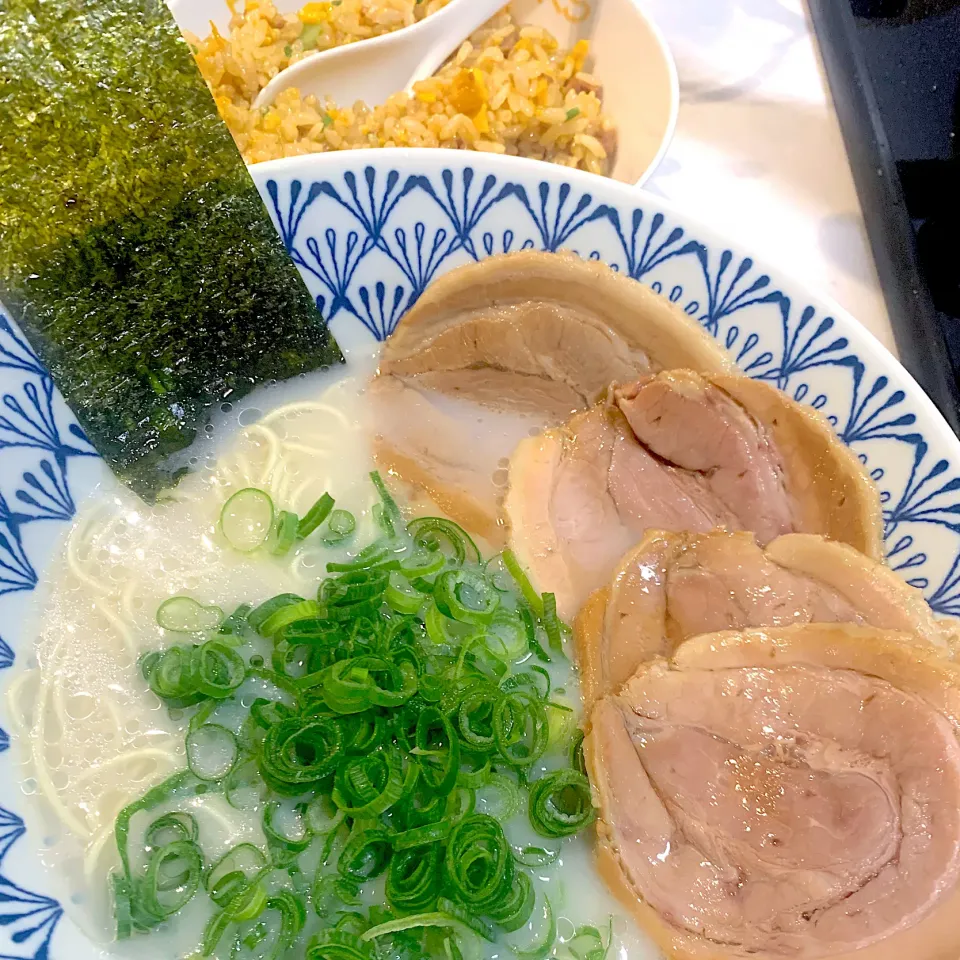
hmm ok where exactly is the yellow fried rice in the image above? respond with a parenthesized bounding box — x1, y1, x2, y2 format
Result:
(187, 0, 617, 175)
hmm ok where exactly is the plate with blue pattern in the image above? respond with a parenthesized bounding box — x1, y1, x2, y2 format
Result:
(0, 149, 958, 959)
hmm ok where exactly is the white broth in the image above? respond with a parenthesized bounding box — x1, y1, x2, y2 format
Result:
(6, 344, 657, 960)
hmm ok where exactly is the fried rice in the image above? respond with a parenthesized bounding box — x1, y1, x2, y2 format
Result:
(187, 0, 617, 175)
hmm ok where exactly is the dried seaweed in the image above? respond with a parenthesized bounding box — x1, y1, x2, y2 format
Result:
(0, 0, 342, 497)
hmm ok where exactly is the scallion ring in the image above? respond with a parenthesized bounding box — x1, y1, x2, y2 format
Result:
(185, 723, 238, 781)
(271, 509, 299, 556)
(434, 569, 500, 626)
(220, 487, 275, 553)
(528, 769, 595, 838)
(156, 596, 223, 633)
(139, 839, 203, 920)
(323, 509, 356, 544)
(407, 517, 480, 565)
(263, 799, 312, 853)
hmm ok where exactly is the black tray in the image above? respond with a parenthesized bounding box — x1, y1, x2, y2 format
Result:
(807, 0, 960, 433)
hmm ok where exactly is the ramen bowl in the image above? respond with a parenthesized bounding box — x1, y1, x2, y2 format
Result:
(1, 150, 959, 959)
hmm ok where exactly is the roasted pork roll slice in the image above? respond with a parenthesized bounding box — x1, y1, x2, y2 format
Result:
(576, 530, 950, 705)
(504, 370, 882, 620)
(585, 624, 960, 960)
(370, 251, 733, 543)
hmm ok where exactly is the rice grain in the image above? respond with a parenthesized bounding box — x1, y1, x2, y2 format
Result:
(187, 0, 617, 176)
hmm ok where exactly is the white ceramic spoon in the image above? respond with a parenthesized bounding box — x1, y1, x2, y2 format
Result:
(253, 0, 507, 109)
(168, 0, 679, 186)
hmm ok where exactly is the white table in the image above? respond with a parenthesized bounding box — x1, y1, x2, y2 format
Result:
(638, 0, 898, 356)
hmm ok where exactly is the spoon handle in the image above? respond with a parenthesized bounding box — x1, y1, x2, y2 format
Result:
(404, 0, 511, 90)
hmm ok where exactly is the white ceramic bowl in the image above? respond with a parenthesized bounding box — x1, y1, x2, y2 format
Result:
(2, 149, 960, 959)
(168, 0, 679, 185)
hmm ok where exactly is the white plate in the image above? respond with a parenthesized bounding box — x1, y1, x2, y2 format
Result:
(1, 150, 959, 958)
(167, 0, 679, 185)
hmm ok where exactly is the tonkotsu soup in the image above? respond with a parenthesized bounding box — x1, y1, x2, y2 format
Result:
(6, 334, 653, 960)
(8, 250, 922, 960)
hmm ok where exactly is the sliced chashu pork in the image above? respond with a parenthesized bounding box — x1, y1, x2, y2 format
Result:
(576, 529, 949, 705)
(585, 623, 960, 960)
(505, 370, 882, 620)
(371, 250, 733, 543)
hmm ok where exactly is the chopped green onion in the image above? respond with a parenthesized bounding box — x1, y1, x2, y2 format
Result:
(370, 471, 402, 537)
(324, 508, 356, 544)
(512, 845, 561, 868)
(332, 751, 407, 818)
(541, 592, 564, 654)
(316, 656, 417, 713)
(307, 929, 373, 960)
(195, 641, 246, 698)
(425, 601, 466, 647)
(259, 716, 343, 795)
(249, 593, 305, 634)
(494, 692, 549, 767)
(392, 821, 451, 850)
(326, 542, 397, 572)
(483, 611, 529, 661)
(408, 517, 480, 565)
(338, 819, 392, 882)
(399, 546, 445, 579)
(145, 811, 197, 850)
(443, 814, 512, 913)
(361, 910, 479, 944)
(220, 487, 275, 552)
(140, 839, 203, 920)
(510, 894, 556, 960)
(436, 897, 496, 943)
(386, 844, 442, 912)
(205, 843, 267, 900)
(186, 723, 237, 781)
(312, 874, 361, 918)
(259, 891, 308, 958)
(263, 799, 312, 853)
(145, 640, 244, 707)
(272, 509, 299, 555)
(156, 596, 223, 633)
(501, 550, 543, 616)
(563, 920, 613, 960)
(306, 795, 344, 836)
(298, 493, 335, 539)
(385, 571, 426, 615)
(114, 472, 601, 956)
(570, 728, 586, 774)
(566, 107, 580, 120)
(475, 772, 521, 821)
(547, 699, 576, 746)
(488, 869, 536, 932)
(300, 22, 324, 49)
(415, 707, 460, 796)
(225, 758, 270, 811)
(259, 599, 324, 637)
(434, 570, 500, 625)
(219, 603, 252, 637)
(528, 770, 595, 838)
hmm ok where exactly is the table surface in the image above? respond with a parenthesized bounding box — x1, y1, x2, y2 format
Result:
(638, 0, 898, 356)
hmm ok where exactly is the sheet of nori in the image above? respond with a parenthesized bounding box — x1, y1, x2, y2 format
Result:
(0, 0, 343, 498)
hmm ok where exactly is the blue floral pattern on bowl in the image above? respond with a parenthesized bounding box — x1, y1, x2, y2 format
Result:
(0, 150, 958, 958)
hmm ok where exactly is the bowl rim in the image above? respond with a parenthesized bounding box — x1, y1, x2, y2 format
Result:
(4, 146, 959, 960)
(252, 147, 956, 458)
